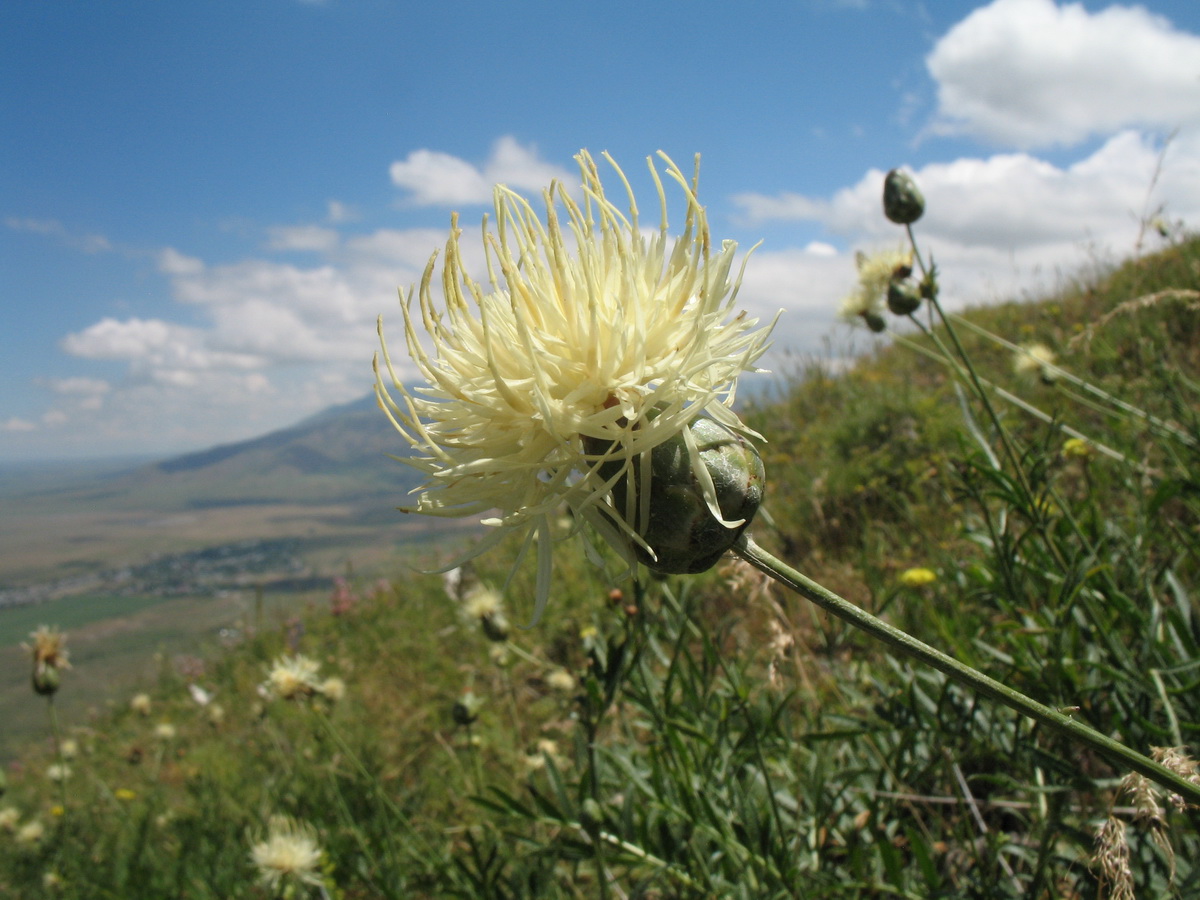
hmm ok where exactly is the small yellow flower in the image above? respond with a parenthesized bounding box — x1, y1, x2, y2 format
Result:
(1062, 437, 1092, 460)
(114, 789, 137, 802)
(375, 151, 775, 620)
(154, 723, 177, 741)
(49, 805, 65, 818)
(250, 816, 325, 892)
(899, 567, 937, 588)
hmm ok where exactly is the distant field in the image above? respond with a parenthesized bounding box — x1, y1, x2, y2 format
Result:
(0, 465, 479, 762)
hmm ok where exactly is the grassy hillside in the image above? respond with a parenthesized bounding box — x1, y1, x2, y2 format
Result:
(2, 234, 1199, 898)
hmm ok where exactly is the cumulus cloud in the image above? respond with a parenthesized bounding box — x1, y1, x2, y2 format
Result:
(389, 135, 573, 206)
(727, 124, 1200, 342)
(926, 0, 1200, 148)
(61, 316, 264, 376)
(1, 417, 37, 433)
(735, 129, 1200, 250)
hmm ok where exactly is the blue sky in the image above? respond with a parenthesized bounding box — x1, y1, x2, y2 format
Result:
(3, 0, 1199, 461)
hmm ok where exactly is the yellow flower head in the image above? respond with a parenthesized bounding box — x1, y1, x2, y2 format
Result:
(1062, 437, 1093, 460)
(249, 816, 325, 891)
(375, 151, 774, 618)
(130, 693, 152, 716)
(899, 567, 937, 588)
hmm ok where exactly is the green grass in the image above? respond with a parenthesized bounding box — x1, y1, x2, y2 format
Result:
(2, 231, 1199, 898)
(0, 595, 167, 648)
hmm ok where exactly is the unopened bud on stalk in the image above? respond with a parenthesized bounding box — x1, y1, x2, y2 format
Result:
(864, 312, 887, 333)
(612, 418, 766, 575)
(883, 169, 924, 225)
(887, 280, 923, 316)
(452, 691, 482, 727)
(480, 612, 510, 643)
(32, 665, 62, 696)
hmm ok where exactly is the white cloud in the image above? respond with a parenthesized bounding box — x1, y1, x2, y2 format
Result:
(926, 0, 1200, 148)
(326, 200, 357, 223)
(726, 125, 1200, 354)
(158, 248, 204, 276)
(265, 224, 340, 253)
(1, 417, 37, 433)
(61, 316, 264, 376)
(6, 216, 113, 253)
(389, 135, 573, 206)
(48, 376, 111, 396)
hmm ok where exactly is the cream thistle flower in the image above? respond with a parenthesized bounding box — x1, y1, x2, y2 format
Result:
(24, 625, 70, 695)
(1014, 342, 1057, 382)
(249, 816, 325, 892)
(375, 151, 774, 618)
(15, 819, 45, 847)
(45, 764, 71, 783)
(839, 249, 913, 330)
(260, 654, 323, 702)
(0, 806, 20, 832)
(130, 693, 152, 716)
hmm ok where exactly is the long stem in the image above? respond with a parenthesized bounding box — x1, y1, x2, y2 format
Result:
(733, 533, 1200, 806)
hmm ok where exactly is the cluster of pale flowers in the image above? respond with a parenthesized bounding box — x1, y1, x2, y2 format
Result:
(258, 653, 346, 704)
(375, 150, 776, 620)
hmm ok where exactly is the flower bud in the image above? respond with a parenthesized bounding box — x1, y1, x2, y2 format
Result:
(886, 280, 922, 316)
(480, 612, 510, 643)
(32, 664, 62, 696)
(452, 691, 482, 726)
(614, 418, 766, 575)
(864, 312, 887, 334)
(883, 169, 924, 225)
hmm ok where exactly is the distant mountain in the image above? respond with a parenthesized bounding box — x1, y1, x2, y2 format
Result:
(25, 394, 429, 513)
(125, 394, 422, 509)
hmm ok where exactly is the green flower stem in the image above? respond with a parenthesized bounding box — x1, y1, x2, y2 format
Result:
(733, 533, 1200, 806)
(46, 696, 69, 813)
